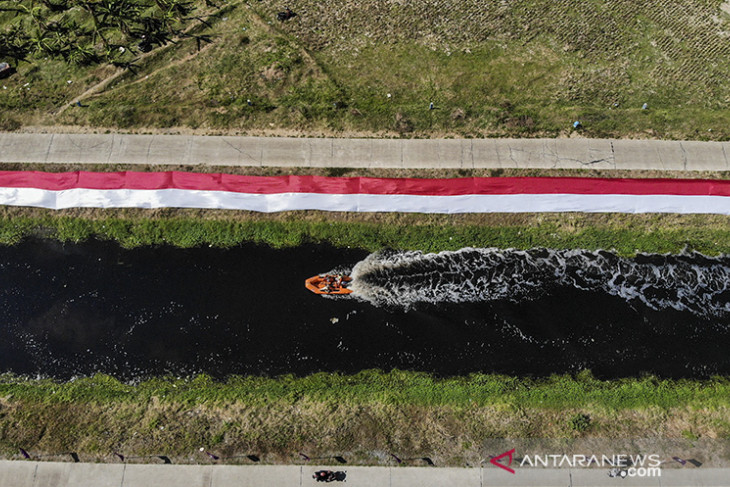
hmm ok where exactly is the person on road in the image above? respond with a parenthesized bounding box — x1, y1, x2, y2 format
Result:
(313, 470, 335, 482)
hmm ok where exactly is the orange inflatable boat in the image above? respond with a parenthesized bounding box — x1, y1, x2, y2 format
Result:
(305, 274, 353, 295)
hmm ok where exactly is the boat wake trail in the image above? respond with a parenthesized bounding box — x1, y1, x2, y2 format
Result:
(348, 248, 730, 315)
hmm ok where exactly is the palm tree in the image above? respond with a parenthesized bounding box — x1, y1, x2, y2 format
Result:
(27, 34, 51, 56)
(133, 14, 171, 51)
(44, 16, 86, 59)
(97, 0, 140, 37)
(0, 1, 48, 31)
(152, 0, 194, 35)
(76, 0, 110, 49)
(0, 25, 31, 65)
(154, 0, 194, 18)
(0, 1, 31, 15)
(40, 0, 70, 12)
(67, 43, 99, 65)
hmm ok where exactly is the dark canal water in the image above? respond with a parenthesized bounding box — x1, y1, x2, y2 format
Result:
(1, 239, 729, 380)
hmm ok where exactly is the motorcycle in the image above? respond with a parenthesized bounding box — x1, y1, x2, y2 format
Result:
(313, 470, 346, 482)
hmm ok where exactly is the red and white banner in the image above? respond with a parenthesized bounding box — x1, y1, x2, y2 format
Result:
(1, 170, 730, 214)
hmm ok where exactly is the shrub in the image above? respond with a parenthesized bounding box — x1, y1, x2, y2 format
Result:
(569, 413, 591, 432)
(0, 115, 21, 131)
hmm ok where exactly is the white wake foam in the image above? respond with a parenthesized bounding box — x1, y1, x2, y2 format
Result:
(346, 248, 730, 315)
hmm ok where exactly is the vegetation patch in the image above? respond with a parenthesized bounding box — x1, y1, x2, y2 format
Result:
(3, 208, 730, 256)
(0, 0, 212, 68)
(3, 1, 730, 138)
(0, 371, 729, 464)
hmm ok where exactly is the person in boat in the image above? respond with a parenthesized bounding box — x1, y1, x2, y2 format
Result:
(323, 275, 340, 291)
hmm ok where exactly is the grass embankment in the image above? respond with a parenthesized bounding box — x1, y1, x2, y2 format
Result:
(2, 211, 729, 462)
(3, 208, 730, 256)
(4, 1, 730, 139)
(1, 371, 729, 464)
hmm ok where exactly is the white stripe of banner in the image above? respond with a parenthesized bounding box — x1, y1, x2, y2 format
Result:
(1, 187, 730, 214)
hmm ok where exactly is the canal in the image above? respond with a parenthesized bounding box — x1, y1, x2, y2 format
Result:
(1, 239, 729, 379)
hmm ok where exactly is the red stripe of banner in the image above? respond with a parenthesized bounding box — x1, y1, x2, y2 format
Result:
(1, 171, 730, 196)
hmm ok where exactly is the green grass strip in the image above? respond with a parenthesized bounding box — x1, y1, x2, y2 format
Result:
(1, 371, 729, 410)
(2, 215, 730, 255)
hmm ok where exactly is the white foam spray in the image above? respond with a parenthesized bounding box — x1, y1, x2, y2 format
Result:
(345, 248, 730, 315)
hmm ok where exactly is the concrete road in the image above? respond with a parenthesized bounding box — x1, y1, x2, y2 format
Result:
(1, 133, 730, 170)
(0, 461, 728, 487)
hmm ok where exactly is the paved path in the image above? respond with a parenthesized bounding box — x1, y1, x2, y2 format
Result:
(0, 461, 727, 487)
(2, 133, 730, 170)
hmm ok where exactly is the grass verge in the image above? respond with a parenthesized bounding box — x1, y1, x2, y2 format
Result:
(3, 209, 730, 256)
(3, 370, 728, 409)
(1, 371, 729, 464)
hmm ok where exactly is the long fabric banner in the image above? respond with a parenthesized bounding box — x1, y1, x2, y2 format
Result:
(1, 170, 730, 214)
